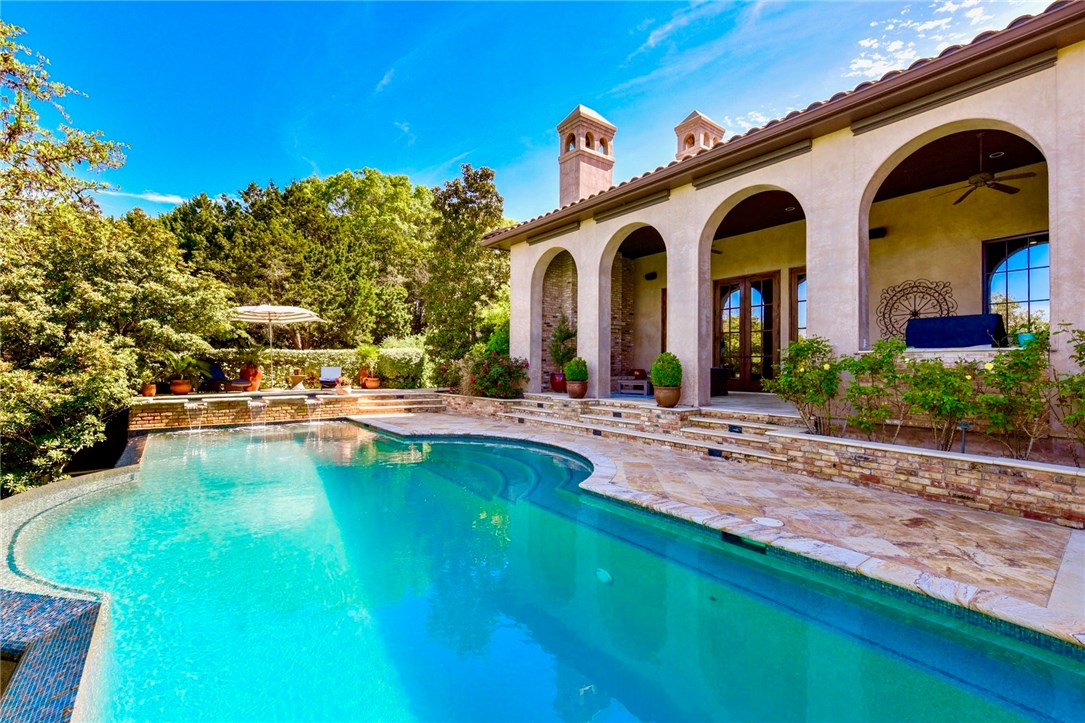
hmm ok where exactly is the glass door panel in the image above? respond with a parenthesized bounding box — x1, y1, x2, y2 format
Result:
(715, 274, 779, 392)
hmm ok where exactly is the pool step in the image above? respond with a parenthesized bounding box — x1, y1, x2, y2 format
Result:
(500, 412, 786, 464)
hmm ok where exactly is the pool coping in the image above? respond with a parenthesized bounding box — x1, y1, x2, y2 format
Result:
(349, 415, 1085, 655)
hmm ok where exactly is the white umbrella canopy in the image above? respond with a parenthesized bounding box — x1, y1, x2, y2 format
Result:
(230, 305, 325, 385)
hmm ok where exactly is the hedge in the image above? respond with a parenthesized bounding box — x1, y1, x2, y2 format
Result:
(376, 347, 427, 388)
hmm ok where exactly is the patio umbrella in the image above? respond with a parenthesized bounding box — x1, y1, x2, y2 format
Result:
(230, 305, 325, 385)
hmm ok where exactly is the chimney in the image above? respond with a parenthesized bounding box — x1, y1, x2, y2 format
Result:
(674, 111, 725, 161)
(557, 105, 616, 207)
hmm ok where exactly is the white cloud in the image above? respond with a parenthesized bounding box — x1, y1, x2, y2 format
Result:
(631, 0, 733, 57)
(722, 109, 776, 133)
(858, 37, 879, 48)
(393, 120, 416, 146)
(374, 68, 394, 93)
(98, 189, 185, 205)
(965, 6, 992, 25)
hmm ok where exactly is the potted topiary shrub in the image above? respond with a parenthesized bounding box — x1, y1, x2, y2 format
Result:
(163, 351, 211, 395)
(356, 343, 379, 385)
(651, 352, 683, 407)
(548, 312, 577, 393)
(564, 357, 588, 399)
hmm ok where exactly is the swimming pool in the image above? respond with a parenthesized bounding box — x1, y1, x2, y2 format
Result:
(14, 422, 1085, 721)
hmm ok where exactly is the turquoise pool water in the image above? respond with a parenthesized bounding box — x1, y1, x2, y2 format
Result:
(16, 423, 1085, 721)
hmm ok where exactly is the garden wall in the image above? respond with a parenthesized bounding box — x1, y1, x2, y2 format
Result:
(129, 392, 442, 431)
(438, 393, 520, 418)
(769, 431, 1085, 528)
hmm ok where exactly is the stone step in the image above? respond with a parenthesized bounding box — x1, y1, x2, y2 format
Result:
(579, 413, 644, 428)
(353, 402, 445, 412)
(694, 409, 803, 427)
(685, 416, 803, 435)
(500, 412, 786, 464)
(508, 404, 565, 417)
(679, 426, 788, 450)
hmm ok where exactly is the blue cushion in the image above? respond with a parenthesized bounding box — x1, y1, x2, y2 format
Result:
(905, 314, 1007, 348)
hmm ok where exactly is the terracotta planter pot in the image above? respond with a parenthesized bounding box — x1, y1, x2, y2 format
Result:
(566, 380, 588, 399)
(550, 372, 567, 393)
(240, 363, 259, 381)
(654, 385, 681, 408)
(170, 379, 193, 395)
(141, 382, 157, 397)
(358, 368, 371, 385)
(363, 377, 381, 389)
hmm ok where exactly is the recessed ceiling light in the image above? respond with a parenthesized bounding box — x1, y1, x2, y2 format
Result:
(988, 151, 1005, 159)
(784, 206, 796, 212)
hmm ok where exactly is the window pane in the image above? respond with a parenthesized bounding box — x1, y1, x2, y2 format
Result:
(797, 304, 807, 331)
(1030, 301, 1050, 326)
(1006, 246, 1029, 271)
(1005, 270, 1028, 302)
(1028, 241, 1049, 268)
(1029, 267, 1049, 301)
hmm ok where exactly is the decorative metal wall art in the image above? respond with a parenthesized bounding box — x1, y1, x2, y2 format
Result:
(877, 279, 957, 338)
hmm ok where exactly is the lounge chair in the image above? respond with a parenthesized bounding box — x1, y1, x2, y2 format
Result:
(203, 363, 230, 392)
(319, 367, 342, 389)
(226, 368, 262, 392)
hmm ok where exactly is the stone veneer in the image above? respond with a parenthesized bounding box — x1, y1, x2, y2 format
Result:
(129, 392, 442, 431)
(609, 254, 636, 386)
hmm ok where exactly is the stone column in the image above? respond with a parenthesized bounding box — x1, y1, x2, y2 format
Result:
(508, 243, 539, 390)
(576, 239, 610, 399)
(664, 222, 710, 406)
(806, 136, 868, 354)
(1050, 42, 1085, 371)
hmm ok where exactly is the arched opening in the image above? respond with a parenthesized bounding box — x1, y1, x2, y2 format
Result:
(865, 128, 1048, 344)
(684, 134, 696, 150)
(565, 134, 576, 153)
(540, 250, 578, 390)
(702, 132, 710, 146)
(598, 137, 608, 155)
(605, 226, 667, 396)
(708, 189, 807, 393)
(585, 132, 595, 150)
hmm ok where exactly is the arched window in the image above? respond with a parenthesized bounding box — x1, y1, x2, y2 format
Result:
(599, 137, 608, 155)
(565, 134, 576, 152)
(684, 134, 695, 150)
(585, 132, 594, 150)
(703, 132, 710, 146)
(984, 233, 1049, 334)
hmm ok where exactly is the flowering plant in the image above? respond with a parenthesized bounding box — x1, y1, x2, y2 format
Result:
(469, 352, 529, 399)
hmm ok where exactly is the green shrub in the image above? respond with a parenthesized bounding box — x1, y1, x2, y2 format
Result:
(469, 352, 528, 399)
(650, 352, 682, 387)
(763, 337, 842, 435)
(376, 347, 427, 388)
(902, 357, 979, 451)
(843, 338, 908, 442)
(564, 357, 588, 382)
(548, 312, 577, 372)
(1054, 325, 1085, 466)
(485, 322, 510, 356)
(977, 331, 1054, 460)
(356, 344, 379, 375)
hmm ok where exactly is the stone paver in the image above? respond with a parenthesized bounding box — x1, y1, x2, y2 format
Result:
(355, 412, 1084, 647)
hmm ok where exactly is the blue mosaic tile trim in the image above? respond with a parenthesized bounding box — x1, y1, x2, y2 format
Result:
(766, 547, 1085, 663)
(0, 590, 100, 723)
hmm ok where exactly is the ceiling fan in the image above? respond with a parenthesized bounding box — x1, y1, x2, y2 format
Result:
(935, 131, 1036, 205)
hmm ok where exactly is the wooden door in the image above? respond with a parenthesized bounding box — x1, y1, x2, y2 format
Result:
(714, 273, 780, 392)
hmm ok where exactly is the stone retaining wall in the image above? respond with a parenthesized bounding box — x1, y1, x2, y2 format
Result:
(438, 394, 520, 418)
(129, 393, 441, 431)
(769, 431, 1085, 528)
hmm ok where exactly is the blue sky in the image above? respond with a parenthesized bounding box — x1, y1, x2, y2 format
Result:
(6, 0, 1048, 222)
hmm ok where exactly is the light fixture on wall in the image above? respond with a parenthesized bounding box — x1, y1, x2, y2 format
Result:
(784, 206, 796, 212)
(988, 151, 1005, 159)
(644, 271, 658, 281)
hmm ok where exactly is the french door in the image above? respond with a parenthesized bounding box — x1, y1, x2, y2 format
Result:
(714, 273, 780, 392)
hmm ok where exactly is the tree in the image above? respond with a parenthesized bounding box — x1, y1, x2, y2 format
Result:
(424, 164, 509, 362)
(1, 22, 125, 220)
(0, 26, 234, 494)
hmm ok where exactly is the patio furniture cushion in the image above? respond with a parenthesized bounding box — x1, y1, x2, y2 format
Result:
(319, 366, 342, 389)
(905, 313, 1007, 349)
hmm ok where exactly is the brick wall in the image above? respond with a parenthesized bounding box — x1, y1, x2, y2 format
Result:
(541, 251, 577, 390)
(610, 255, 636, 386)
